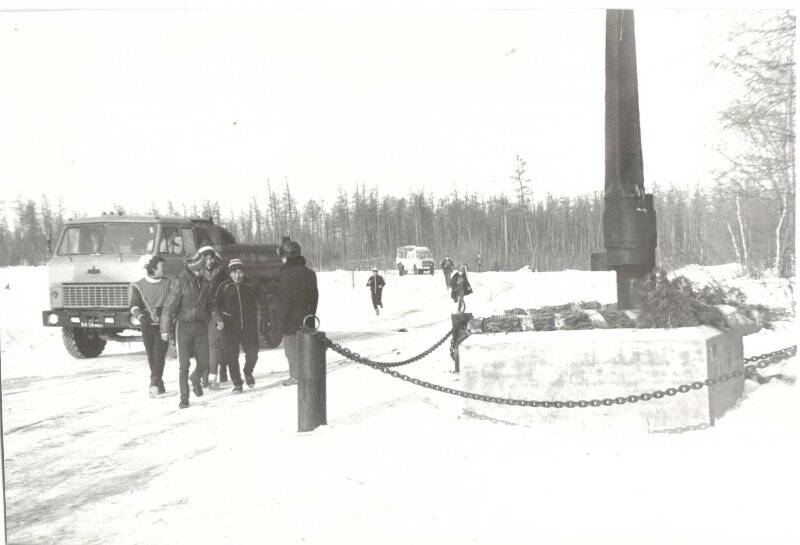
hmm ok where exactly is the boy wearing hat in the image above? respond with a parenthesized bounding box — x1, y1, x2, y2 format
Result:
(216, 259, 259, 391)
(160, 246, 224, 408)
(366, 267, 385, 315)
(130, 255, 170, 397)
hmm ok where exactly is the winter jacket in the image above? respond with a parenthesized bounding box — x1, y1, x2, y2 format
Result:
(440, 258, 454, 272)
(275, 255, 319, 336)
(129, 277, 171, 326)
(366, 274, 385, 294)
(216, 278, 258, 336)
(449, 272, 473, 301)
(160, 267, 222, 336)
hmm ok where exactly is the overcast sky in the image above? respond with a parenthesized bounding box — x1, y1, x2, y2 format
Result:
(0, 3, 783, 220)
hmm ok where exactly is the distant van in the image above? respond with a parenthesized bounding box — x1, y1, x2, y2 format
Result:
(396, 245, 435, 275)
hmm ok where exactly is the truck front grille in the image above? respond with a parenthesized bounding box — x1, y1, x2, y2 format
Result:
(62, 284, 130, 308)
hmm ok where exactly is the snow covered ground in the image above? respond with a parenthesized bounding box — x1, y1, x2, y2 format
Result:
(1, 264, 798, 545)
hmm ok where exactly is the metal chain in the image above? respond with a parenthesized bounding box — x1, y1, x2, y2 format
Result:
(315, 330, 796, 408)
(313, 328, 453, 368)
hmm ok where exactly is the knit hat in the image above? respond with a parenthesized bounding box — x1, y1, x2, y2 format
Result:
(283, 241, 301, 257)
(195, 246, 220, 260)
(228, 258, 245, 271)
(372, 266, 378, 272)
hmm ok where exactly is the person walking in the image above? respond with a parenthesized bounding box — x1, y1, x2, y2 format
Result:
(199, 246, 229, 390)
(449, 263, 473, 313)
(366, 267, 385, 315)
(160, 247, 224, 409)
(130, 255, 170, 397)
(216, 259, 259, 392)
(439, 255, 454, 289)
(275, 240, 318, 387)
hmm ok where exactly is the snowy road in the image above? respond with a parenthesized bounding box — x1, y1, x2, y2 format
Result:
(2, 266, 798, 545)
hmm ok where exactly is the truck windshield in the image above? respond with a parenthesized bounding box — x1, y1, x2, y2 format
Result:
(418, 250, 432, 259)
(57, 223, 157, 255)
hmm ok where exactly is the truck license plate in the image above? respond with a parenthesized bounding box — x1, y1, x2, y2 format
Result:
(81, 321, 103, 328)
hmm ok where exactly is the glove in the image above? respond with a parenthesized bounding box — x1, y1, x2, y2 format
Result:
(161, 333, 170, 342)
(216, 321, 224, 331)
(131, 307, 142, 319)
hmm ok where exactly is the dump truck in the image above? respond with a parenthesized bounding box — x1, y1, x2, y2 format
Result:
(42, 214, 284, 358)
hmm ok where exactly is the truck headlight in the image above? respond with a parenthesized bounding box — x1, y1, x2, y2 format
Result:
(47, 313, 60, 325)
(104, 317, 115, 324)
(51, 290, 59, 300)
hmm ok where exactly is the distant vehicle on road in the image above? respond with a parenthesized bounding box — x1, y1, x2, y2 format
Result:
(42, 214, 284, 358)
(396, 245, 435, 276)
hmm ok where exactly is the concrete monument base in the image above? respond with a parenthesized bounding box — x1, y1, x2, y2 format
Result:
(460, 326, 744, 432)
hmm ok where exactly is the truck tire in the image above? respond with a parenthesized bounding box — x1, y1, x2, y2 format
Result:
(398, 264, 405, 276)
(413, 265, 418, 275)
(62, 328, 106, 359)
(257, 302, 282, 349)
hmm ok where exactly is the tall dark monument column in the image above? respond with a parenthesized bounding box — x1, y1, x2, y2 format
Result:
(594, 9, 657, 309)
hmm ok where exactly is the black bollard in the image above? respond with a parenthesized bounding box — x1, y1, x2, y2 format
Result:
(297, 328, 327, 432)
(450, 313, 473, 373)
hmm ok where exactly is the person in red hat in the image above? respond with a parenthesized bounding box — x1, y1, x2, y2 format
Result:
(216, 258, 260, 392)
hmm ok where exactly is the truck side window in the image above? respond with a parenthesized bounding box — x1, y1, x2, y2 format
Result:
(193, 226, 212, 248)
(182, 228, 197, 256)
(159, 226, 185, 255)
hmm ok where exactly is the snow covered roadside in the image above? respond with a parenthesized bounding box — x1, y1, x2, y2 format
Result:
(1, 265, 798, 545)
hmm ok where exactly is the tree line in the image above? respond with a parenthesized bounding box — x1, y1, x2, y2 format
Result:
(0, 183, 793, 278)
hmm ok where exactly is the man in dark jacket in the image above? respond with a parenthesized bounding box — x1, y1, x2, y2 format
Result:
(366, 267, 385, 315)
(160, 247, 223, 409)
(199, 246, 229, 389)
(216, 259, 259, 392)
(275, 241, 318, 387)
(440, 255, 454, 289)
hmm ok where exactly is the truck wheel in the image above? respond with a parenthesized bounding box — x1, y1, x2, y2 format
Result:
(62, 328, 106, 359)
(413, 265, 418, 275)
(257, 303, 282, 349)
(398, 264, 405, 276)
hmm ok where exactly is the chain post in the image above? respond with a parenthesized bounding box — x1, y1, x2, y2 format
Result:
(450, 313, 473, 373)
(297, 324, 327, 433)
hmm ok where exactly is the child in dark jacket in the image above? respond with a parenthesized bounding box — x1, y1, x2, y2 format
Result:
(449, 263, 473, 313)
(130, 255, 171, 397)
(216, 259, 259, 392)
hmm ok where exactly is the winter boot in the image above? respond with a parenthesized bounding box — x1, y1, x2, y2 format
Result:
(149, 385, 159, 398)
(179, 400, 190, 409)
(200, 376, 209, 388)
(208, 374, 220, 391)
(282, 377, 298, 387)
(191, 376, 204, 397)
(244, 374, 255, 388)
(219, 366, 229, 383)
(232, 384, 243, 394)
(156, 379, 166, 395)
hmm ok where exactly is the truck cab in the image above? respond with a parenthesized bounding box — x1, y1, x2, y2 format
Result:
(43, 214, 284, 358)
